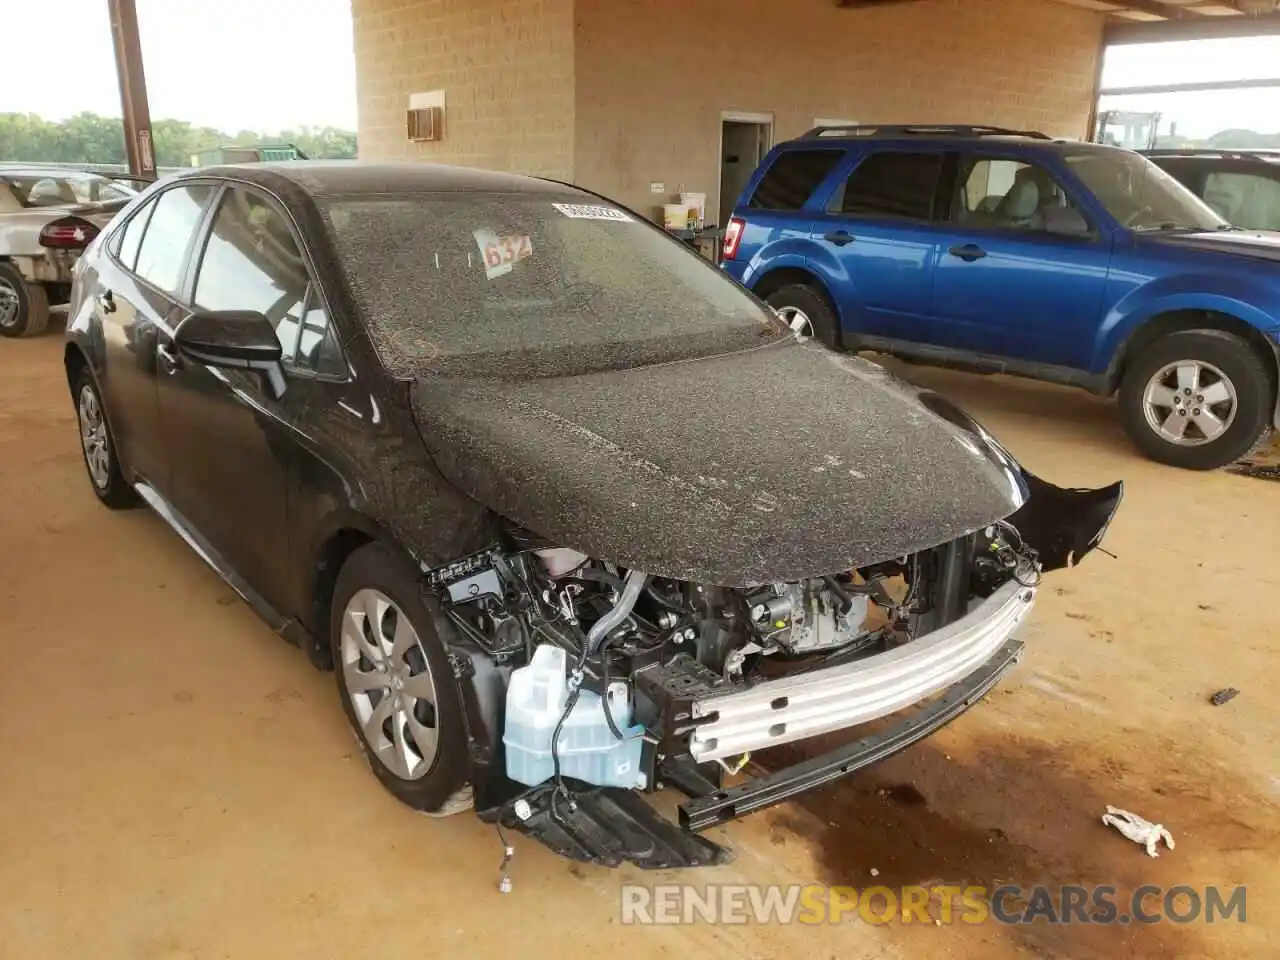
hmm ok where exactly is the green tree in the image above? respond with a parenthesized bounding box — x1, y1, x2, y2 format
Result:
(0, 112, 358, 166)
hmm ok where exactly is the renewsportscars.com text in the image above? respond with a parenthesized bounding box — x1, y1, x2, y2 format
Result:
(619, 883, 1246, 926)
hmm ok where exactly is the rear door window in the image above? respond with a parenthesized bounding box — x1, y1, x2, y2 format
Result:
(831, 151, 946, 221)
(111, 200, 156, 272)
(748, 150, 845, 211)
(133, 184, 216, 295)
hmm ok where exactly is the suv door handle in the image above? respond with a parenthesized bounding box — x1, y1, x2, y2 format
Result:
(97, 290, 116, 314)
(823, 230, 855, 247)
(948, 243, 987, 262)
(157, 342, 181, 375)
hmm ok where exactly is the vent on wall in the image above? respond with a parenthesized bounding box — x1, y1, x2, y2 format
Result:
(406, 89, 446, 143)
(407, 106, 443, 142)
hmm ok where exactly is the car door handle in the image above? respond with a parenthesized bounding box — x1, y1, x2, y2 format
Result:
(157, 342, 181, 375)
(97, 290, 116, 314)
(823, 230, 855, 247)
(948, 243, 987, 262)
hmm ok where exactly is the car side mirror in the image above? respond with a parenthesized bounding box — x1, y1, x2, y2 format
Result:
(1042, 207, 1093, 239)
(174, 310, 286, 399)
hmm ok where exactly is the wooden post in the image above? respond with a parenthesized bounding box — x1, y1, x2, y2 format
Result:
(108, 0, 157, 180)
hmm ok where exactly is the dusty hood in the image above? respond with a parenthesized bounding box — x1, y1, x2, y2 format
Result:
(1142, 228, 1280, 264)
(410, 340, 1028, 587)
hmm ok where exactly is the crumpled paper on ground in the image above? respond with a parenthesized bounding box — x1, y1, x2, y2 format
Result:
(1102, 806, 1175, 858)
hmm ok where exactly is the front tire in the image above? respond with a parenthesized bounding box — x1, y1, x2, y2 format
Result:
(765, 284, 841, 350)
(330, 543, 472, 815)
(74, 369, 138, 508)
(0, 263, 50, 338)
(1118, 330, 1272, 470)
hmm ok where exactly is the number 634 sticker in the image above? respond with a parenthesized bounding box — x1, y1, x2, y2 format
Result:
(472, 228, 533, 279)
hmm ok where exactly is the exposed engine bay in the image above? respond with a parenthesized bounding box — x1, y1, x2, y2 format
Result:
(431, 521, 1041, 783)
(420, 471, 1122, 870)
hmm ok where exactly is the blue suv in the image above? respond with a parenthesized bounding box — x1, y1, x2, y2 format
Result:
(721, 124, 1280, 470)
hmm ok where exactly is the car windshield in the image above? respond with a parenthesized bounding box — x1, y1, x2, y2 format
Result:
(1064, 149, 1227, 232)
(320, 193, 786, 378)
(2, 172, 132, 207)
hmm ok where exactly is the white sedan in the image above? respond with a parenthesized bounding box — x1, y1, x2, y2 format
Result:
(0, 168, 133, 338)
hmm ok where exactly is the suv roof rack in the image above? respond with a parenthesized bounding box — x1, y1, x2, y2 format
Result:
(800, 124, 1052, 141)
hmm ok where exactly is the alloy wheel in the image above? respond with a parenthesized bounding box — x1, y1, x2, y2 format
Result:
(775, 305, 814, 340)
(1142, 360, 1238, 447)
(78, 385, 112, 488)
(0, 277, 19, 329)
(339, 588, 440, 781)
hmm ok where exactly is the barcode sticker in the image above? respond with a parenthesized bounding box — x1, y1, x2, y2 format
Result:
(551, 202, 633, 222)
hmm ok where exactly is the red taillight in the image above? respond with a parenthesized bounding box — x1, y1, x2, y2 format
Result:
(39, 216, 99, 249)
(723, 216, 746, 261)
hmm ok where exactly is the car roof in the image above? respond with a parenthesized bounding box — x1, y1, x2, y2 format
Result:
(172, 160, 592, 199)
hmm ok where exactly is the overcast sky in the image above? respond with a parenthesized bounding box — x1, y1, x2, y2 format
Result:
(1101, 35, 1280, 137)
(0, 0, 357, 132)
(0, 2, 1277, 138)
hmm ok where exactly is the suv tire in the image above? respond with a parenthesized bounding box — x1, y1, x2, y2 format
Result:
(1119, 330, 1273, 470)
(0, 263, 50, 338)
(766, 284, 841, 350)
(330, 543, 472, 815)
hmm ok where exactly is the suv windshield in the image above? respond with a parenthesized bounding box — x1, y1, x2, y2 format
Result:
(1064, 149, 1227, 232)
(321, 193, 785, 378)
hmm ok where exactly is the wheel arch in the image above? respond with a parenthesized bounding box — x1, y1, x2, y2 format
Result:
(1107, 309, 1280, 404)
(750, 267, 842, 322)
(64, 342, 88, 396)
(304, 516, 385, 671)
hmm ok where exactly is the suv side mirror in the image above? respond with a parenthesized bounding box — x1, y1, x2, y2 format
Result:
(174, 310, 286, 398)
(1042, 207, 1092, 238)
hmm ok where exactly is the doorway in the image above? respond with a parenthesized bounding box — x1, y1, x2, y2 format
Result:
(718, 113, 773, 225)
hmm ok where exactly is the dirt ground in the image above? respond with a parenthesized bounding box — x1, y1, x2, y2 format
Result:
(2, 332, 1278, 960)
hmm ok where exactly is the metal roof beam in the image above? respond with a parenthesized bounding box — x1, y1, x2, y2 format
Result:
(1107, 9, 1280, 43)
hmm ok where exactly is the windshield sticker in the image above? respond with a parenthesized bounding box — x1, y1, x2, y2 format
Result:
(472, 228, 533, 279)
(551, 202, 633, 222)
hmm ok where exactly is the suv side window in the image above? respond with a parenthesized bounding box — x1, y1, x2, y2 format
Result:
(748, 150, 845, 211)
(955, 158, 1087, 233)
(831, 152, 945, 221)
(133, 184, 216, 294)
(1202, 171, 1280, 231)
(193, 186, 345, 377)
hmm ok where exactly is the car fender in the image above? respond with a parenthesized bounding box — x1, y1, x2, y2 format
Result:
(1093, 272, 1280, 374)
(743, 239, 851, 326)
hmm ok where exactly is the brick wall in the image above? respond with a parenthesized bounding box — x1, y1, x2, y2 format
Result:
(352, 0, 575, 179)
(351, 0, 1105, 219)
(574, 0, 1105, 216)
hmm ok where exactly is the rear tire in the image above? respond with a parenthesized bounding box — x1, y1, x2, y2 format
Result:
(74, 368, 138, 509)
(1118, 330, 1272, 470)
(765, 284, 841, 350)
(0, 264, 50, 338)
(330, 543, 472, 815)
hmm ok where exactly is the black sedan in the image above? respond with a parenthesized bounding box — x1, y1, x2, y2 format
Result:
(64, 162, 1121, 867)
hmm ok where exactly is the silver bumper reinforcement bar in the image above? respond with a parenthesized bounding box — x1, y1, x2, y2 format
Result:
(688, 580, 1036, 761)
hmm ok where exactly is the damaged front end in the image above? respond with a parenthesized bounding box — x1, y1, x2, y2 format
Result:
(428, 471, 1122, 869)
